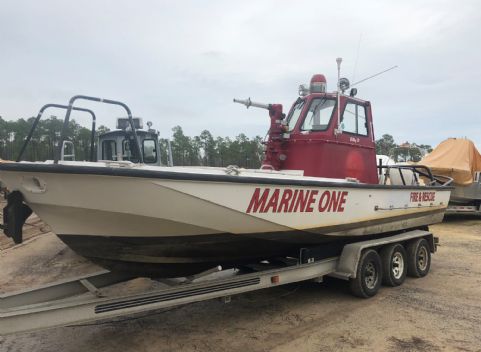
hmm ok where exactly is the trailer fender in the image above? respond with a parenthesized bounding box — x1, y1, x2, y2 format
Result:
(335, 230, 434, 279)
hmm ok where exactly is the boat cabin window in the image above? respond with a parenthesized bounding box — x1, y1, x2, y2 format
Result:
(301, 98, 336, 131)
(101, 140, 117, 161)
(61, 141, 75, 161)
(142, 139, 157, 163)
(341, 102, 368, 136)
(122, 138, 140, 163)
(286, 99, 305, 131)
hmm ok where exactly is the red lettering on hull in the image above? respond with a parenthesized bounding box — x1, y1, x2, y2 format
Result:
(410, 191, 436, 203)
(278, 189, 293, 212)
(246, 188, 270, 213)
(246, 188, 349, 213)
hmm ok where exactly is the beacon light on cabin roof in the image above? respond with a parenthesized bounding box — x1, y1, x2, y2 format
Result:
(310, 74, 327, 93)
(298, 74, 327, 97)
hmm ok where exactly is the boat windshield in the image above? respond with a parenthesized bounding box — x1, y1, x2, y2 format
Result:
(301, 98, 336, 131)
(143, 139, 158, 163)
(102, 140, 117, 161)
(122, 138, 140, 163)
(286, 99, 305, 132)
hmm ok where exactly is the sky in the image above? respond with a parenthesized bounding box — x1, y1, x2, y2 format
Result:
(1, 0, 481, 147)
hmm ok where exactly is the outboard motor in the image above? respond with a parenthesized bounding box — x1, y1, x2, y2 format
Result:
(2, 191, 32, 244)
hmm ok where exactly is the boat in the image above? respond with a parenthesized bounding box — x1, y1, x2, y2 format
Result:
(0, 60, 452, 278)
(421, 138, 481, 214)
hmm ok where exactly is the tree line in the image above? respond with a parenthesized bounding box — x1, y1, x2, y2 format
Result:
(0, 115, 103, 162)
(375, 134, 433, 162)
(0, 116, 432, 166)
(0, 116, 265, 168)
(160, 126, 264, 168)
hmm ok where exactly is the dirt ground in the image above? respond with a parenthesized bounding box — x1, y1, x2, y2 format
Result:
(1, 216, 481, 352)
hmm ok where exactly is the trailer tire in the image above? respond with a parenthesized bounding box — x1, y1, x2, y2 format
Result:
(349, 249, 382, 298)
(407, 238, 431, 278)
(380, 243, 407, 286)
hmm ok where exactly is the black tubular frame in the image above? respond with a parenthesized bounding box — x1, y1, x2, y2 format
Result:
(17, 104, 97, 162)
(54, 95, 143, 164)
(377, 164, 453, 187)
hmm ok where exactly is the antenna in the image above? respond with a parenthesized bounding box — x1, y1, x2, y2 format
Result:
(352, 33, 362, 82)
(351, 65, 398, 87)
(335, 57, 342, 136)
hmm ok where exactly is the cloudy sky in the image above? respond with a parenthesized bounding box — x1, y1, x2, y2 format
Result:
(1, 0, 480, 147)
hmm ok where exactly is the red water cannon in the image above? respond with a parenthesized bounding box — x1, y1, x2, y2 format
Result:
(233, 98, 286, 170)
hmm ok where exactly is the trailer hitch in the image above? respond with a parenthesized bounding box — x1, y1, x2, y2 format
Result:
(2, 191, 32, 244)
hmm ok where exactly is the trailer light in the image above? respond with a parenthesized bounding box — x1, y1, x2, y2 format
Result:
(271, 275, 280, 284)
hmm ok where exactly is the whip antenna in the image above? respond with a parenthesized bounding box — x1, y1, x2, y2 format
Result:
(352, 33, 362, 82)
(351, 65, 398, 87)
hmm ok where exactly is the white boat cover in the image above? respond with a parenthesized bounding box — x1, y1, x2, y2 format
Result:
(421, 138, 481, 185)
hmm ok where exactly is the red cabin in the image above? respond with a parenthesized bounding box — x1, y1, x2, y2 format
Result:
(261, 74, 378, 184)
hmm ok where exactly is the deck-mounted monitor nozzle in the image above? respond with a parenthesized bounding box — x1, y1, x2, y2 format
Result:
(233, 98, 270, 110)
(234, 97, 285, 171)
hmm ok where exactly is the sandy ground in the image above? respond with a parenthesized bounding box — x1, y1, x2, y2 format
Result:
(1, 216, 481, 352)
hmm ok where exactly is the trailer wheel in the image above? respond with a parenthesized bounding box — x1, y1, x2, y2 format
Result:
(349, 249, 382, 298)
(380, 243, 407, 286)
(407, 238, 431, 278)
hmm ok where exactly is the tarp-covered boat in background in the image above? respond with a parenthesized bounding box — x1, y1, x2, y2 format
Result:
(422, 138, 481, 212)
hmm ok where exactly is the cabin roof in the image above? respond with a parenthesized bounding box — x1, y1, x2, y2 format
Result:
(99, 130, 156, 138)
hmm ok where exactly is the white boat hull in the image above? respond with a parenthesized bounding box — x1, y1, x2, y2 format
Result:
(0, 162, 451, 277)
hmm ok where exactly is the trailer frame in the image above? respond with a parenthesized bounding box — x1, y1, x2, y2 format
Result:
(0, 229, 436, 336)
(446, 204, 481, 215)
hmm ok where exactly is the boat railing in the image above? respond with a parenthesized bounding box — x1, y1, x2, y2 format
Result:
(430, 173, 454, 187)
(17, 103, 97, 162)
(16, 96, 143, 164)
(378, 164, 453, 187)
(55, 95, 143, 164)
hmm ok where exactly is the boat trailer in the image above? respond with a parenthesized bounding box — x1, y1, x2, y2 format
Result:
(446, 204, 481, 215)
(0, 230, 436, 335)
